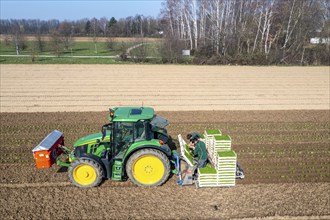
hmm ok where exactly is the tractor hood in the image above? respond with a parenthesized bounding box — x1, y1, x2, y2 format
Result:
(73, 131, 111, 147)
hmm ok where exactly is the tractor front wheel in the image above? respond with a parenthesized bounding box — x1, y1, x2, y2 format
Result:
(68, 158, 103, 188)
(126, 149, 170, 186)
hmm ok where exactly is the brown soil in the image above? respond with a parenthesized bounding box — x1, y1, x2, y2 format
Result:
(1, 65, 329, 112)
(0, 110, 329, 219)
(0, 182, 329, 220)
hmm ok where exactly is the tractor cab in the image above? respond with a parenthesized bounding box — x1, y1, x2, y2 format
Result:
(106, 107, 170, 159)
(111, 120, 149, 159)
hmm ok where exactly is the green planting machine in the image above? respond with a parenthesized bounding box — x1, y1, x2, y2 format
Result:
(178, 130, 244, 188)
(32, 107, 244, 188)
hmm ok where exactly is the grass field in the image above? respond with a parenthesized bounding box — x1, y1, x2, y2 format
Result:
(0, 41, 135, 56)
(0, 36, 161, 64)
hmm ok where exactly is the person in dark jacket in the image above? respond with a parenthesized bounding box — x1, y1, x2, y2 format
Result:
(187, 132, 208, 169)
(189, 138, 208, 168)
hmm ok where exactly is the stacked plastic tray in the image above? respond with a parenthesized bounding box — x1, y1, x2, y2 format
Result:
(197, 150, 237, 188)
(197, 165, 217, 187)
(217, 151, 237, 187)
(213, 135, 231, 151)
(204, 129, 222, 164)
(204, 129, 222, 143)
(196, 129, 237, 188)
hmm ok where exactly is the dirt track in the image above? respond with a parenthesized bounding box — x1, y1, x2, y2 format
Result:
(1, 65, 329, 112)
(0, 110, 329, 219)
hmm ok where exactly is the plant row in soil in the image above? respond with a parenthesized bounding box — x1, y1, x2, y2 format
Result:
(0, 110, 329, 185)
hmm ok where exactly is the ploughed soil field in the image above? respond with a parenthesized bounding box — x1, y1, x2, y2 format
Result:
(0, 110, 329, 219)
(1, 65, 329, 112)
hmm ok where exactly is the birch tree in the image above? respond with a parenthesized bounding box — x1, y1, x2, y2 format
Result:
(159, 0, 329, 64)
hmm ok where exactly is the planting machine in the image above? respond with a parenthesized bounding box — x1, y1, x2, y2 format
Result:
(32, 107, 244, 188)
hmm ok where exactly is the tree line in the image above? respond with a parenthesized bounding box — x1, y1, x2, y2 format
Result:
(1, 0, 329, 65)
(0, 15, 162, 37)
(0, 15, 162, 58)
(160, 0, 329, 65)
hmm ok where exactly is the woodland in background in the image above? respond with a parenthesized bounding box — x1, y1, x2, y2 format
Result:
(1, 0, 329, 65)
(160, 0, 329, 65)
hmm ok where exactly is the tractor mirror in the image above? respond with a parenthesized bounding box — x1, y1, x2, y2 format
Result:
(102, 126, 106, 140)
(101, 123, 112, 140)
(102, 131, 105, 140)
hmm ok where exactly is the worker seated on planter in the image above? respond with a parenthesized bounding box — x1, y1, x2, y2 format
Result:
(187, 133, 208, 178)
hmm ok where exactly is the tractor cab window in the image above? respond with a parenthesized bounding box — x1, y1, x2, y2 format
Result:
(113, 122, 133, 156)
(112, 121, 149, 157)
(134, 121, 146, 141)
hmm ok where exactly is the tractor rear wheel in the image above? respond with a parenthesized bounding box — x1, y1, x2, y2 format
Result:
(68, 158, 103, 188)
(126, 149, 170, 186)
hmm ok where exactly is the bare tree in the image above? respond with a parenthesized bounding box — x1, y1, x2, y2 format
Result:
(50, 31, 63, 57)
(105, 37, 115, 51)
(30, 41, 40, 63)
(10, 21, 26, 55)
(58, 21, 74, 51)
(129, 38, 148, 62)
(99, 17, 108, 36)
(119, 42, 128, 60)
(3, 35, 11, 46)
(91, 18, 99, 53)
(35, 33, 45, 52)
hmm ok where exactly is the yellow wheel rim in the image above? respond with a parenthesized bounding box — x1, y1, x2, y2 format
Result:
(73, 164, 97, 186)
(133, 155, 165, 185)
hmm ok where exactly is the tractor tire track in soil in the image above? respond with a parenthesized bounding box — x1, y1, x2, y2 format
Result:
(0, 110, 329, 219)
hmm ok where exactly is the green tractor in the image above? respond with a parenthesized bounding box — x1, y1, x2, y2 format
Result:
(32, 106, 244, 188)
(32, 107, 175, 187)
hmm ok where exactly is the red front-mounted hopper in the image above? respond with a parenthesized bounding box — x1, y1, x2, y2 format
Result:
(32, 130, 64, 168)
